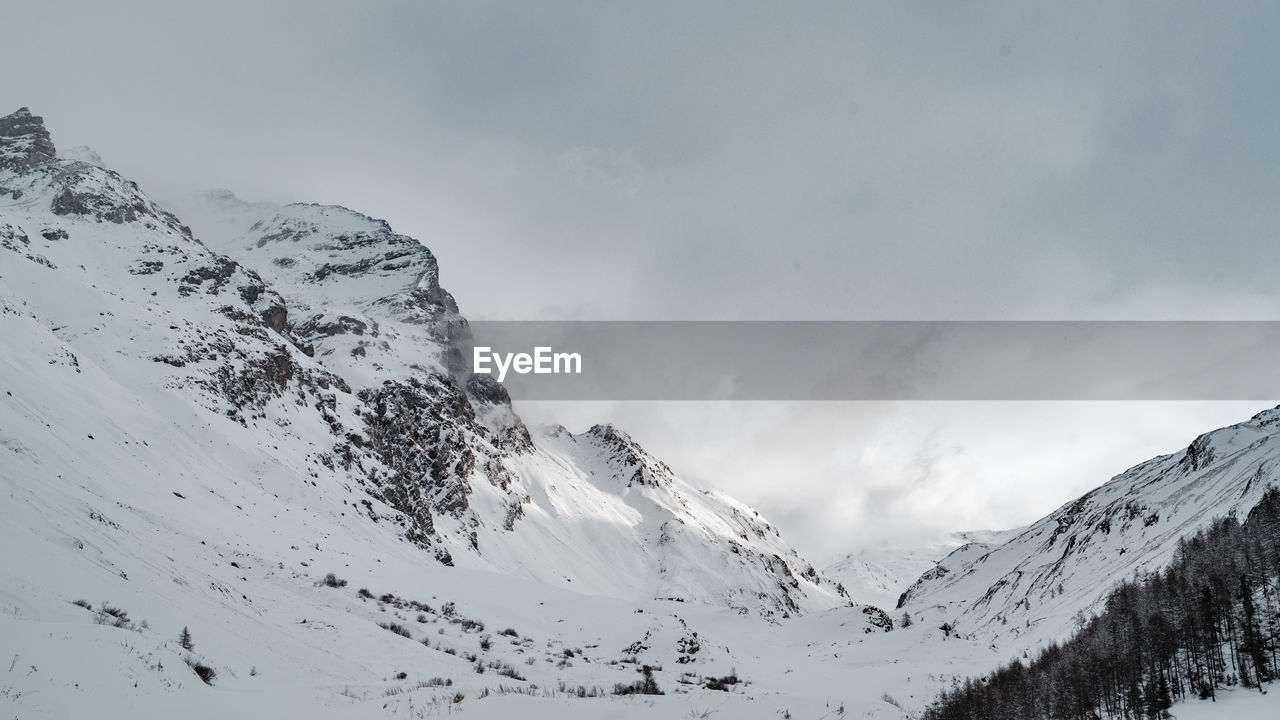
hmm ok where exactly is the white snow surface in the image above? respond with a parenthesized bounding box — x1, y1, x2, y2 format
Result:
(1166, 686, 1280, 719)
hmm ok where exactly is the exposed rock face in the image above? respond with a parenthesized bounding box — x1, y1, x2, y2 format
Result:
(261, 304, 289, 333)
(861, 605, 895, 632)
(0, 107, 57, 173)
(465, 373, 513, 406)
(52, 184, 151, 223)
(465, 373, 534, 451)
(49, 163, 192, 235)
(1, 222, 55, 268)
(355, 376, 479, 533)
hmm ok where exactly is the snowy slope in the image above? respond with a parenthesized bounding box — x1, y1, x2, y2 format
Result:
(1166, 686, 1280, 720)
(825, 529, 1019, 610)
(899, 407, 1280, 651)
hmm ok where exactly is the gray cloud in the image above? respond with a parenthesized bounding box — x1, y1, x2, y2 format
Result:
(8, 2, 1280, 321)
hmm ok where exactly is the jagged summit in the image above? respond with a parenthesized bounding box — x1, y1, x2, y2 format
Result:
(0, 107, 191, 236)
(581, 423, 677, 488)
(0, 107, 57, 173)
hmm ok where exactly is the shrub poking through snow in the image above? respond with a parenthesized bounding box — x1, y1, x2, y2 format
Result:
(184, 656, 216, 685)
(705, 672, 741, 691)
(93, 603, 134, 629)
(614, 664, 663, 695)
(379, 622, 413, 638)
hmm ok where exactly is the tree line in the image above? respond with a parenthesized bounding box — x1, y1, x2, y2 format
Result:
(923, 485, 1280, 720)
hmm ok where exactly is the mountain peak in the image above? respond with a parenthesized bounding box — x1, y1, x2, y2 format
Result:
(586, 422, 630, 441)
(581, 423, 678, 488)
(0, 107, 57, 172)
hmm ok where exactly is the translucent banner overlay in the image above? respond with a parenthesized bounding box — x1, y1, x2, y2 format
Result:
(454, 321, 1280, 401)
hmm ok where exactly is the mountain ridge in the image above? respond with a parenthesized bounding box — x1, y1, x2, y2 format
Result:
(0, 106, 849, 618)
(898, 405, 1280, 651)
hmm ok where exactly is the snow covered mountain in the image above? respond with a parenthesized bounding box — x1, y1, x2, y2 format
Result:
(0, 105, 899, 719)
(824, 529, 1019, 610)
(899, 406, 1280, 651)
(0, 106, 848, 620)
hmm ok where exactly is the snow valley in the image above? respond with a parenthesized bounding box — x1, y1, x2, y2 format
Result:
(2, 107, 1279, 719)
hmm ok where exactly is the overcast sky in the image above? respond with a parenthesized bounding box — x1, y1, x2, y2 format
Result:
(4, 2, 1280, 561)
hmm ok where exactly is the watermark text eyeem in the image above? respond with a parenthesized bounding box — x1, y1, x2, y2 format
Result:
(473, 346, 582, 383)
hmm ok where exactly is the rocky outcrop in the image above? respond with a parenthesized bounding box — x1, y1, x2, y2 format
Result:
(48, 164, 192, 236)
(347, 375, 482, 545)
(465, 373, 533, 452)
(583, 424, 677, 488)
(1, 222, 55, 268)
(0, 108, 192, 236)
(0, 108, 57, 173)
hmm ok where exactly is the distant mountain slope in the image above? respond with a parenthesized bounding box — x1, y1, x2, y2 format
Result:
(825, 529, 1018, 609)
(900, 406, 1280, 650)
(924, 486, 1280, 719)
